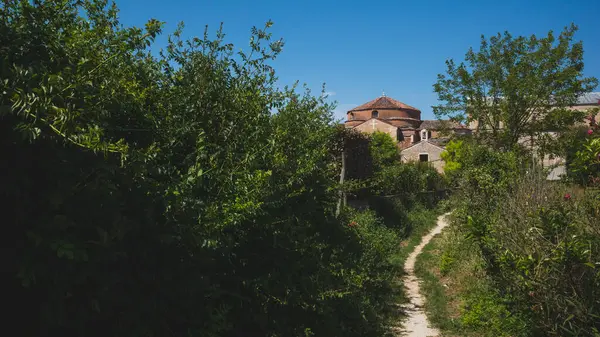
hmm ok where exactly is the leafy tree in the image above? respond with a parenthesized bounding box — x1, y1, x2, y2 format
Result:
(369, 131, 399, 170)
(433, 24, 598, 151)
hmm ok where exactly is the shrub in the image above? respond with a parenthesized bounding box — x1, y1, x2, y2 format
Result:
(460, 285, 530, 337)
(438, 252, 455, 276)
(369, 131, 400, 171)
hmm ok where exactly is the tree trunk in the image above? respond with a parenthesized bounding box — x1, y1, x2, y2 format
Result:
(335, 149, 346, 217)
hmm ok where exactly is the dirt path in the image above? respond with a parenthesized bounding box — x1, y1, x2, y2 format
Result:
(396, 213, 450, 337)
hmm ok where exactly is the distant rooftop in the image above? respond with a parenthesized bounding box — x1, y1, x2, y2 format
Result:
(348, 96, 420, 113)
(419, 119, 467, 130)
(576, 92, 600, 105)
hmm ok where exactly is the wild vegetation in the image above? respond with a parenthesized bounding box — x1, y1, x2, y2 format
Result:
(418, 25, 600, 337)
(2, 1, 446, 336)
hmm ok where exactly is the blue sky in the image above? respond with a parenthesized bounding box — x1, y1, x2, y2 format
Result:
(116, 0, 600, 122)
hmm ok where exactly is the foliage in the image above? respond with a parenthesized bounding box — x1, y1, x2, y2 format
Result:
(570, 109, 600, 185)
(367, 163, 446, 238)
(440, 139, 465, 182)
(372, 162, 445, 198)
(1, 1, 405, 336)
(337, 127, 373, 180)
(459, 286, 530, 337)
(490, 176, 600, 336)
(369, 131, 399, 170)
(372, 163, 424, 197)
(447, 143, 600, 336)
(433, 24, 598, 151)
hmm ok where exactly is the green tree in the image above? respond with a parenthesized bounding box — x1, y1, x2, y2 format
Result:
(369, 131, 399, 170)
(433, 24, 598, 151)
(440, 139, 465, 182)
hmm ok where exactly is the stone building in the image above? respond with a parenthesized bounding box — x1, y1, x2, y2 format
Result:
(345, 94, 470, 172)
(345, 94, 422, 149)
(345, 92, 600, 176)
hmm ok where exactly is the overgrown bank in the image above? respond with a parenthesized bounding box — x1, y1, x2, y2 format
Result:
(417, 141, 600, 337)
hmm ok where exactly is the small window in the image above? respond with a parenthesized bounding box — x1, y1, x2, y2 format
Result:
(372, 110, 379, 118)
(419, 153, 429, 162)
(421, 129, 428, 141)
(349, 112, 355, 120)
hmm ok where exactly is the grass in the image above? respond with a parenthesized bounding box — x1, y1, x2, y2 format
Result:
(393, 203, 442, 264)
(414, 220, 533, 337)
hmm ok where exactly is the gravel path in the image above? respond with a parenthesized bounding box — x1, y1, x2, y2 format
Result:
(395, 213, 450, 337)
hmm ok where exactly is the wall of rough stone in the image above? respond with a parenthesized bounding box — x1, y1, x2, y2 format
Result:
(400, 141, 445, 173)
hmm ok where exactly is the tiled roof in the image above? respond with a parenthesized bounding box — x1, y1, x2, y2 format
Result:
(429, 138, 450, 148)
(348, 96, 420, 112)
(488, 92, 600, 106)
(400, 139, 446, 152)
(576, 92, 600, 105)
(419, 119, 466, 130)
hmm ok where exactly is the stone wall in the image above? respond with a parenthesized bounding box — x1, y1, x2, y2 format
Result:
(401, 141, 445, 173)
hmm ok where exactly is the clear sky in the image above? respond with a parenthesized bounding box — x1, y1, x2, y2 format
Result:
(116, 0, 600, 121)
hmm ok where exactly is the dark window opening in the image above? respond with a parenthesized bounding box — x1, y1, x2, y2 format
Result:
(396, 129, 404, 142)
(349, 112, 355, 120)
(419, 154, 429, 162)
(372, 110, 379, 118)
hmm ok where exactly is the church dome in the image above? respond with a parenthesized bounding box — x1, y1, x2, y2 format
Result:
(348, 96, 420, 113)
(346, 95, 421, 128)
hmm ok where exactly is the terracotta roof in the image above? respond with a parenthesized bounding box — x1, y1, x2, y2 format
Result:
(348, 96, 420, 112)
(419, 119, 466, 130)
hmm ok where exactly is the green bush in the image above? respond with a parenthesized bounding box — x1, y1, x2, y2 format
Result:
(369, 131, 400, 171)
(460, 286, 530, 337)
(371, 162, 446, 199)
(367, 162, 446, 236)
(438, 252, 455, 276)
